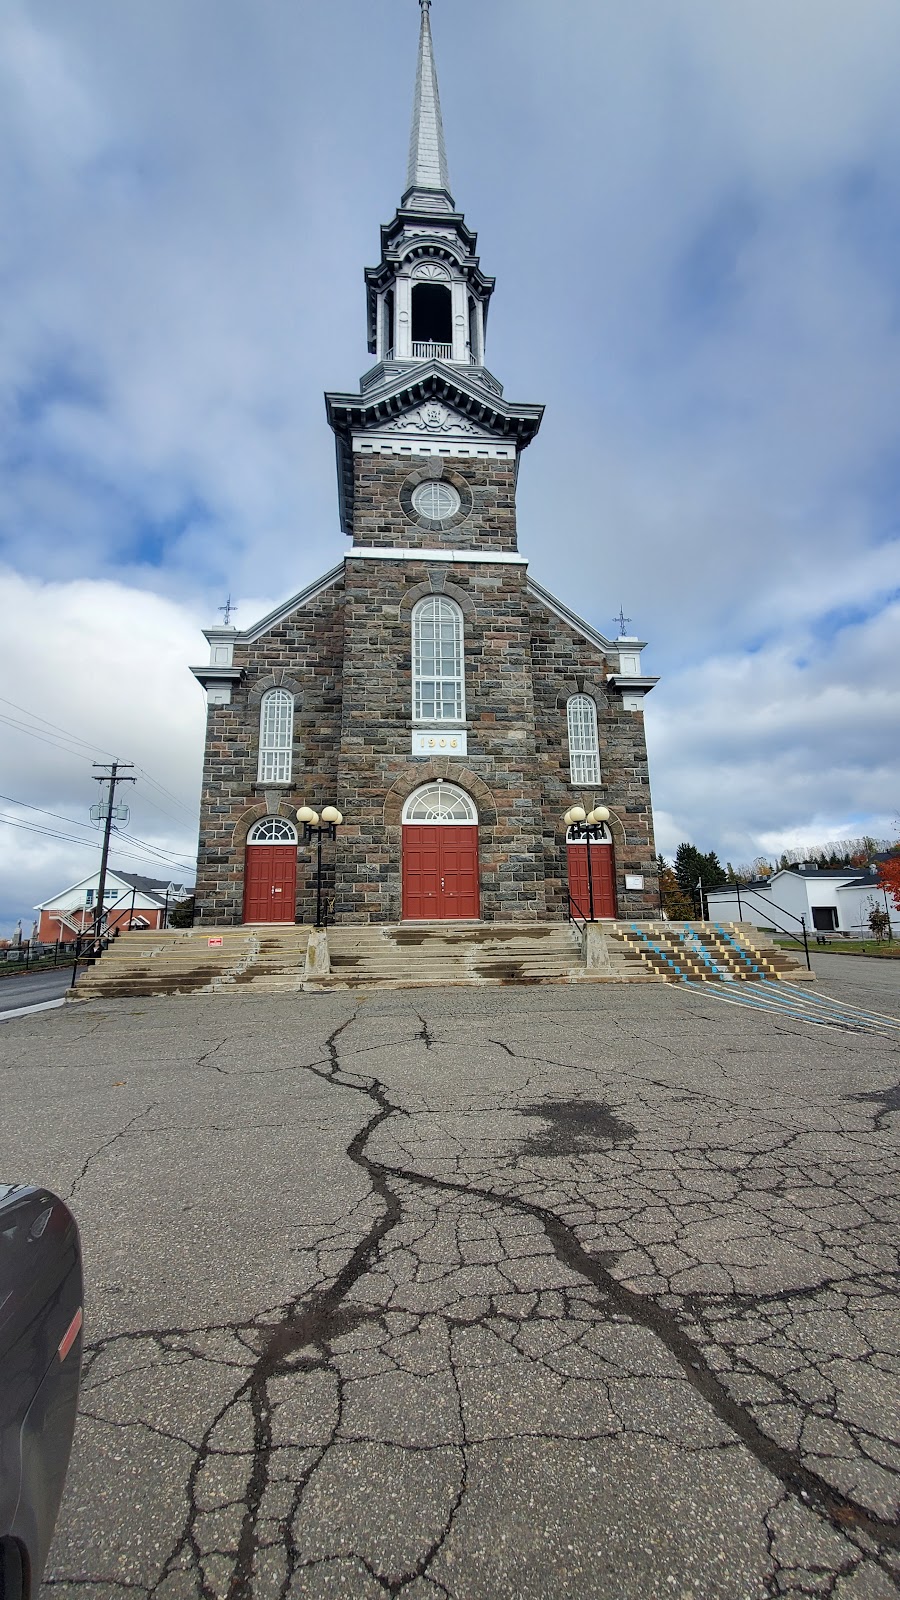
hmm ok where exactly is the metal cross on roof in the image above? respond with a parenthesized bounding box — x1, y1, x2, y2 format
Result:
(614, 607, 632, 636)
(219, 594, 238, 626)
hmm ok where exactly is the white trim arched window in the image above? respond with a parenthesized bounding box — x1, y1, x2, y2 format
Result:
(567, 694, 601, 786)
(412, 596, 465, 722)
(403, 783, 478, 824)
(248, 816, 298, 844)
(258, 689, 294, 784)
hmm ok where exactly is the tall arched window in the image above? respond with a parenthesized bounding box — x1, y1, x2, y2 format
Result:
(567, 694, 601, 786)
(258, 689, 294, 783)
(412, 597, 465, 722)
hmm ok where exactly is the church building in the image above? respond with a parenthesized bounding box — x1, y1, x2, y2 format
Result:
(191, 1, 659, 929)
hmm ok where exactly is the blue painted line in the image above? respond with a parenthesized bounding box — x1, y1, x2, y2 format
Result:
(684, 980, 896, 1037)
(774, 982, 900, 1031)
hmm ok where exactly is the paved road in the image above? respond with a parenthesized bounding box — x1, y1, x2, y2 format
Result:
(0, 964, 74, 1016)
(1, 963, 898, 1599)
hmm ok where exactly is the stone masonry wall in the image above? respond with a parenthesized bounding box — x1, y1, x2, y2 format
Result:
(528, 596, 659, 919)
(350, 451, 518, 551)
(194, 576, 345, 926)
(334, 553, 547, 922)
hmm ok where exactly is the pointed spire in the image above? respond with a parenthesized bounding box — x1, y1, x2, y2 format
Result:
(406, 0, 452, 202)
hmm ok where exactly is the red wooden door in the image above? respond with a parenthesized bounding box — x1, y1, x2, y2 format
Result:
(567, 842, 616, 919)
(243, 845, 297, 923)
(402, 826, 479, 920)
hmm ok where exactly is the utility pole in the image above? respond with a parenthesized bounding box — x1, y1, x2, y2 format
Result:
(92, 762, 135, 941)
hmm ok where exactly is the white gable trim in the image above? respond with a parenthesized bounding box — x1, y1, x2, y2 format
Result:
(237, 565, 344, 645)
(35, 868, 133, 912)
(526, 577, 615, 656)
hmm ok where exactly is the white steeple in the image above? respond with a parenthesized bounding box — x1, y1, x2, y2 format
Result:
(405, 0, 453, 208)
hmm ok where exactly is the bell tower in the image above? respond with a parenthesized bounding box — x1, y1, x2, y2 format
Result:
(325, 0, 543, 550)
(366, 0, 493, 370)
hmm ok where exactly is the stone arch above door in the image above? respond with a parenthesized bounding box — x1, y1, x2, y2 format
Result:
(231, 800, 299, 851)
(384, 763, 497, 828)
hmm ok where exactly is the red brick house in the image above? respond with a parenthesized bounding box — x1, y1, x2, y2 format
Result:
(35, 872, 192, 945)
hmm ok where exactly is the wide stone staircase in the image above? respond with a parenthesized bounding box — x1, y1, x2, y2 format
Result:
(319, 922, 590, 989)
(71, 928, 260, 999)
(70, 919, 813, 999)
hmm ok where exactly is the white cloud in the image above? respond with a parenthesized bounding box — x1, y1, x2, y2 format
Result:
(0, 570, 205, 935)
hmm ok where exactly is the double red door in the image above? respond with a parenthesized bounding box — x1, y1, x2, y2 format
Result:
(567, 842, 616, 919)
(243, 846, 297, 923)
(402, 826, 480, 920)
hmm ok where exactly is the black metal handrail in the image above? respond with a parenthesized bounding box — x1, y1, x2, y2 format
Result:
(567, 892, 591, 936)
(722, 885, 811, 971)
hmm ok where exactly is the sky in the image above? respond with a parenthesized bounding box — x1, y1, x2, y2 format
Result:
(1, 0, 899, 933)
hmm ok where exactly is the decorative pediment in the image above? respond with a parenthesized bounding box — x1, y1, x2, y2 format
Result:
(377, 399, 483, 439)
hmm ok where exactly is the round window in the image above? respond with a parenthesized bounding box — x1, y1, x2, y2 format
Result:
(411, 480, 461, 521)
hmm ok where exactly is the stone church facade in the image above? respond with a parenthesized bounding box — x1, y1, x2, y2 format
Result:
(191, 1, 659, 928)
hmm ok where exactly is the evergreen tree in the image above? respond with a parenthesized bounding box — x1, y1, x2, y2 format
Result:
(674, 843, 727, 896)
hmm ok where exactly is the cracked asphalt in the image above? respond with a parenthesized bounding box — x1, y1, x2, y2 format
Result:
(1, 953, 898, 1599)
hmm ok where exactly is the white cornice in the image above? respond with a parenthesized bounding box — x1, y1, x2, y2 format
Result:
(348, 547, 527, 565)
(353, 434, 515, 460)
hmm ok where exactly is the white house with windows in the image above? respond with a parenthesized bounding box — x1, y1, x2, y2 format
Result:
(706, 864, 900, 940)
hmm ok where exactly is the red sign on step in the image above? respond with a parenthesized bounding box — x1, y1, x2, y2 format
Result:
(207, 936, 224, 948)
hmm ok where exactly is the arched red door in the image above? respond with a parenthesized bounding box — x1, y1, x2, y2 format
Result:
(402, 783, 480, 921)
(243, 818, 298, 923)
(567, 836, 617, 919)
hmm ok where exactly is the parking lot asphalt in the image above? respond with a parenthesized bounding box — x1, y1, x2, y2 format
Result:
(1, 958, 898, 1600)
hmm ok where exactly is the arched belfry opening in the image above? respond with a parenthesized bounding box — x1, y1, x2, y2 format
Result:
(412, 282, 452, 354)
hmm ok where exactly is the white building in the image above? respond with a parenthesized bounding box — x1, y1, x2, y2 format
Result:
(706, 864, 899, 940)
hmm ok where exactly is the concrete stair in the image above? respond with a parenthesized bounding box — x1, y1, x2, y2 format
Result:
(72, 928, 259, 999)
(319, 922, 590, 988)
(231, 927, 311, 993)
(609, 921, 814, 983)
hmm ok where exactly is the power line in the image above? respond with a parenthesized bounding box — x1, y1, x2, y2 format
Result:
(113, 830, 195, 870)
(0, 814, 194, 876)
(0, 695, 197, 823)
(0, 712, 98, 764)
(0, 694, 118, 760)
(0, 794, 195, 866)
(134, 766, 197, 821)
(0, 793, 102, 835)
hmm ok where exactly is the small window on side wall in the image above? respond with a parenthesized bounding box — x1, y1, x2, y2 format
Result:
(258, 688, 294, 784)
(567, 694, 601, 786)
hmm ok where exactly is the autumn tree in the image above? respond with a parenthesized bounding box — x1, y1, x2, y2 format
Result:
(877, 856, 900, 912)
(656, 855, 694, 918)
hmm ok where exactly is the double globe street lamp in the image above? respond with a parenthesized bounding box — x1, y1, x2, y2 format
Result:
(563, 804, 611, 923)
(296, 804, 344, 929)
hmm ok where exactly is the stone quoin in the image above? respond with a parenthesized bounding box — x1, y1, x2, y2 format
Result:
(191, 1, 660, 928)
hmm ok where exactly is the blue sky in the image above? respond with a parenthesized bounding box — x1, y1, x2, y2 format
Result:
(1, 0, 899, 931)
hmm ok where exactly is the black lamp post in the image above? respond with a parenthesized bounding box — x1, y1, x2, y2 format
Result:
(297, 804, 343, 928)
(563, 804, 610, 923)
